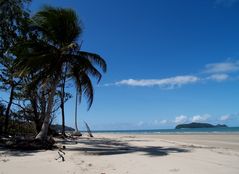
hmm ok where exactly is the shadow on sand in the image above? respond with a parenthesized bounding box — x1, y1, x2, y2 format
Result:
(0, 137, 190, 158)
(0, 147, 41, 157)
(64, 137, 190, 157)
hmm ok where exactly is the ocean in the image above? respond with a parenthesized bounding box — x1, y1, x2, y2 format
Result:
(92, 127, 239, 134)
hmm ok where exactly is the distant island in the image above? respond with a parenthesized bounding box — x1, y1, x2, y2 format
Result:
(51, 124, 75, 132)
(175, 122, 228, 129)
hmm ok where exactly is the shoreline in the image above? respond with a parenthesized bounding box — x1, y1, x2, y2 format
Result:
(93, 131, 239, 135)
(90, 126, 239, 135)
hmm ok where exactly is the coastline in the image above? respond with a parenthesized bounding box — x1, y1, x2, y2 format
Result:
(1, 133, 239, 174)
(91, 126, 239, 134)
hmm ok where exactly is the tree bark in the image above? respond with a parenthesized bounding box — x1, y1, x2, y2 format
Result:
(30, 92, 41, 132)
(35, 79, 58, 140)
(74, 87, 79, 132)
(74, 87, 82, 136)
(4, 85, 15, 134)
(60, 86, 66, 136)
(60, 65, 67, 137)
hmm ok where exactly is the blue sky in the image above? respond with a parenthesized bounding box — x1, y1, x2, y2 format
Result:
(2, 0, 239, 130)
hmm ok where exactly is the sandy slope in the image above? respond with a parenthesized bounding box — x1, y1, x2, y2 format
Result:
(1, 133, 239, 174)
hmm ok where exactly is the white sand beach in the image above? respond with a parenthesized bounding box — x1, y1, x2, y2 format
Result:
(1, 133, 239, 174)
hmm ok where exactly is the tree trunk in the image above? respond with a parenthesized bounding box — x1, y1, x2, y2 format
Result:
(4, 85, 15, 135)
(74, 87, 82, 136)
(35, 79, 58, 140)
(60, 86, 66, 136)
(30, 92, 41, 132)
(39, 86, 47, 131)
(74, 87, 79, 132)
(60, 65, 67, 137)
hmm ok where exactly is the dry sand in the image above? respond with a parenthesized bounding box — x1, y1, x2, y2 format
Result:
(1, 133, 239, 174)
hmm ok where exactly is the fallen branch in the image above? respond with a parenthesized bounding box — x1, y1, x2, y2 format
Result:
(55, 146, 66, 162)
(55, 151, 65, 161)
(84, 121, 93, 137)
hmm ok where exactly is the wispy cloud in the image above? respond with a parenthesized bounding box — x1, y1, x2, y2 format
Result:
(203, 60, 239, 82)
(114, 75, 200, 88)
(172, 114, 211, 125)
(219, 115, 231, 121)
(128, 113, 237, 129)
(174, 115, 188, 124)
(206, 73, 229, 82)
(191, 114, 210, 122)
(203, 61, 239, 74)
(105, 59, 239, 88)
(159, 119, 168, 124)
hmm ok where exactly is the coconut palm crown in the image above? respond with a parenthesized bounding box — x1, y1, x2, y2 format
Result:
(13, 6, 107, 140)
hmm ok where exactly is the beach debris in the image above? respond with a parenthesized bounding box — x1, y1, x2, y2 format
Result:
(0, 153, 9, 163)
(84, 121, 93, 137)
(55, 146, 66, 162)
(72, 131, 82, 137)
(1, 158, 10, 162)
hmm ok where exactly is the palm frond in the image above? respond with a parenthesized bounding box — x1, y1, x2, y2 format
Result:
(79, 51, 107, 73)
(72, 68, 94, 110)
(68, 55, 103, 83)
(33, 5, 82, 46)
(13, 40, 59, 75)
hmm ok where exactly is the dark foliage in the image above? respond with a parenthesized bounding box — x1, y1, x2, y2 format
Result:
(0, 1, 106, 142)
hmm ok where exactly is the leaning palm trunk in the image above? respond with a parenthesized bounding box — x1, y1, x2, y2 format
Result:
(84, 121, 93, 137)
(74, 87, 78, 132)
(74, 86, 82, 136)
(35, 78, 58, 140)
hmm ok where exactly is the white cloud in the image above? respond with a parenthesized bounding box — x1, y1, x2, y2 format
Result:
(104, 60, 239, 89)
(206, 73, 229, 82)
(160, 119, 168, 124)
(191, 114, 210, 122)
(219, 115, 230, 121)
(204, 61, 239, 74)
(174, 115, 188, 124)
(115, 75, 200, 88)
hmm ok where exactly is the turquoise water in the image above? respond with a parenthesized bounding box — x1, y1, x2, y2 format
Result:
(92, 127, 239, 134)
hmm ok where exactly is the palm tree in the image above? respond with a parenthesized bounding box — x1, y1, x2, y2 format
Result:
(14, 6, 106, 140)
(59, 64, 67, 137)
(73, 68, 95, 136)
(74, 86, 81, 135)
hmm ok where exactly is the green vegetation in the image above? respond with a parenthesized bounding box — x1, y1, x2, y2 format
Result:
(175, 122, 228, 129)
(0, 0, 106, 146)
(51, 124, 75, 133)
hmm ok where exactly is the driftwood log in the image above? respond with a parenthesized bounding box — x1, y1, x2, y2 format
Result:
(84, 121, 93, 137)
(55, 146, 66, 161)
